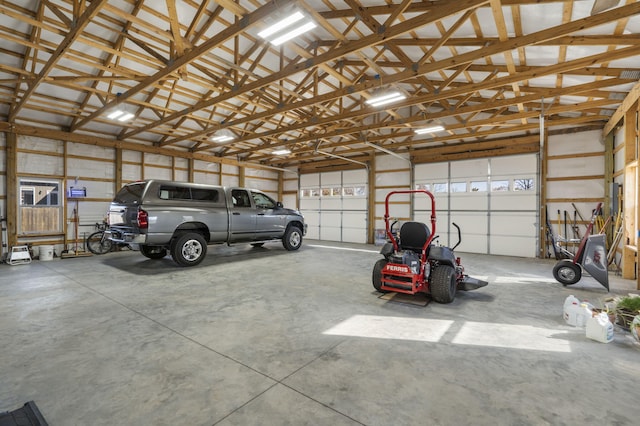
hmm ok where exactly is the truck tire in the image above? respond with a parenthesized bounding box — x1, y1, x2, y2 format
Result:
(372, 259, 389, 293)
(171, 232, 207, 266)
(282, 226, 303, 251)
(140, 244, 167, 259)
(430, 265, 456, 304)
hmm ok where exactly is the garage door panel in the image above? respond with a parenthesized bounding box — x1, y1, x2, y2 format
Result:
(451, 159, 488, 178)
(343, 198, 367, 210)
(490, 236, 536, 257)
(322, 198, 341, 209)
(343, 169, 367, 184)
(342, 212, 365, 228)
(320, 226, 341, 241)
(455, 235, 488, 254)
(415, 162, 449, 180)
(321, 211, 341, 223)
(451, 194, 488, 210)
(303, 211, 320, 226)
(300, 199, 319, 210)
(300, 174, 319, 187)
(490, 212, 537, 237)
(491, 154, 536, 174)
(342, 228, 366, 243)
(305, 226, 320, 239)
(491, 193, 536, 210)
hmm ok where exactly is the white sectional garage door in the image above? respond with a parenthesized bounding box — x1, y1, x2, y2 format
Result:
(300, 169, 368, 243)
(414, 154, 538, 257)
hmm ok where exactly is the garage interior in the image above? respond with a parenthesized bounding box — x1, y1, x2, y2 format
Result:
(1, 0, 640, 425)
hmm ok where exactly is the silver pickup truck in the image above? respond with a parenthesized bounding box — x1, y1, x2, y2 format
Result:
(105, 180, 306, 266)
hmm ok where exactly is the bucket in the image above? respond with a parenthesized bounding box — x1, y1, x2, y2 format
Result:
(39, 245, 54, 261)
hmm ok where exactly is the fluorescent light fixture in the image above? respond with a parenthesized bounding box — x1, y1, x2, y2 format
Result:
(258, 12, 304, 38)
(272, 149, 291, 155)
(271, 21, 317, 46)
(117, 112, 135, 122)
(107, 110, 124, 120)
(258, 11, 316, 46)
(211, 135, 234, 143)
(415, 125, 445, 134)
(365, 92, 406, 107)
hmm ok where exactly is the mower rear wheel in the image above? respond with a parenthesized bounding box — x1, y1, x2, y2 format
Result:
(372, 259, 389, 293)
(431, 265, 456, 304)
(553, 259, 581, 285)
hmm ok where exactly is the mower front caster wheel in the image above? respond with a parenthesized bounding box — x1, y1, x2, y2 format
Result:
(553, 259, 582, 285)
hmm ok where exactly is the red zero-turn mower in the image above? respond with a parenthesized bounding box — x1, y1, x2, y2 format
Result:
(372, 190, 488, 303)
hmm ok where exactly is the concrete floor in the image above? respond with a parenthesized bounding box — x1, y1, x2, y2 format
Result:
(1, 241, 639, 425)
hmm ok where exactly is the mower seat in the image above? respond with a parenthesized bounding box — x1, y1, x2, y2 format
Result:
(399, 221, 430, 253)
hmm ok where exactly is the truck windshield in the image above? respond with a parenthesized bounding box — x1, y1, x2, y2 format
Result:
(114, 183, 146, 203)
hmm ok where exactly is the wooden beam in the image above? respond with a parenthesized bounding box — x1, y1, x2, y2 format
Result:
(602, 79, 640, 136)
(8, 0, 109, 121)
(5, 131, 18, 247)
(73, 0, 290, 131)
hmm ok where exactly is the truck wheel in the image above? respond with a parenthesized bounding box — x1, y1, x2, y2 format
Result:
(140, 244, 167, 259)
(431, 265, 456, 303)
(553, 260, 581, 285)
(282, 226, 303, 251)
(372, 259, 389, 293)
(171, 232, 207, 266)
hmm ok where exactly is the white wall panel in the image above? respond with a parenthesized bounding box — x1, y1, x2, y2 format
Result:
(284, 178, 298, 191)
(142, 166, 172, 180)
(123, 150, 141, 162)
(143, 153, 172, 167)
(548, 129, 603, 155)
(547, 157, 603, 178)
(19, 153, 62, 176)
(123, 164, 141, 181)
(67, 159, 114, 179)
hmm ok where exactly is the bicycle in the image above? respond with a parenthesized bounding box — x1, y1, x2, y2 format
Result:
(85, 222, 114, 255)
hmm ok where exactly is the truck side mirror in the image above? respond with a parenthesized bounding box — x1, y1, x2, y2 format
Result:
(276, 201, 283, 208)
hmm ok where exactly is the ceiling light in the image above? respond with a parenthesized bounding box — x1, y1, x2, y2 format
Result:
(271, 22, 317, 46)
(117, 112, 135, 122)
(272, 149, 291, 155)
(258, 12, 304, 38)
(258, 12, 316, 46)
(366, 92, 406, 107)
(107, 110, 124, 120)
(415, 125, 445, 135)
(211, 135, 234, 143)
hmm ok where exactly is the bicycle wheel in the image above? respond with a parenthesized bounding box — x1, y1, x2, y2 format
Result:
(86, 231, 113, 255)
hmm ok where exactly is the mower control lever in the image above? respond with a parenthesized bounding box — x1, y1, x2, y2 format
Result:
(452, 222, 462, 251)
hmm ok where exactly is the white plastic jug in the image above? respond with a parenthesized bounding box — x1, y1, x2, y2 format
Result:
(563, 295, 580, 325)
(564, 296, 592, 327)
(586, 313, 614, 343)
